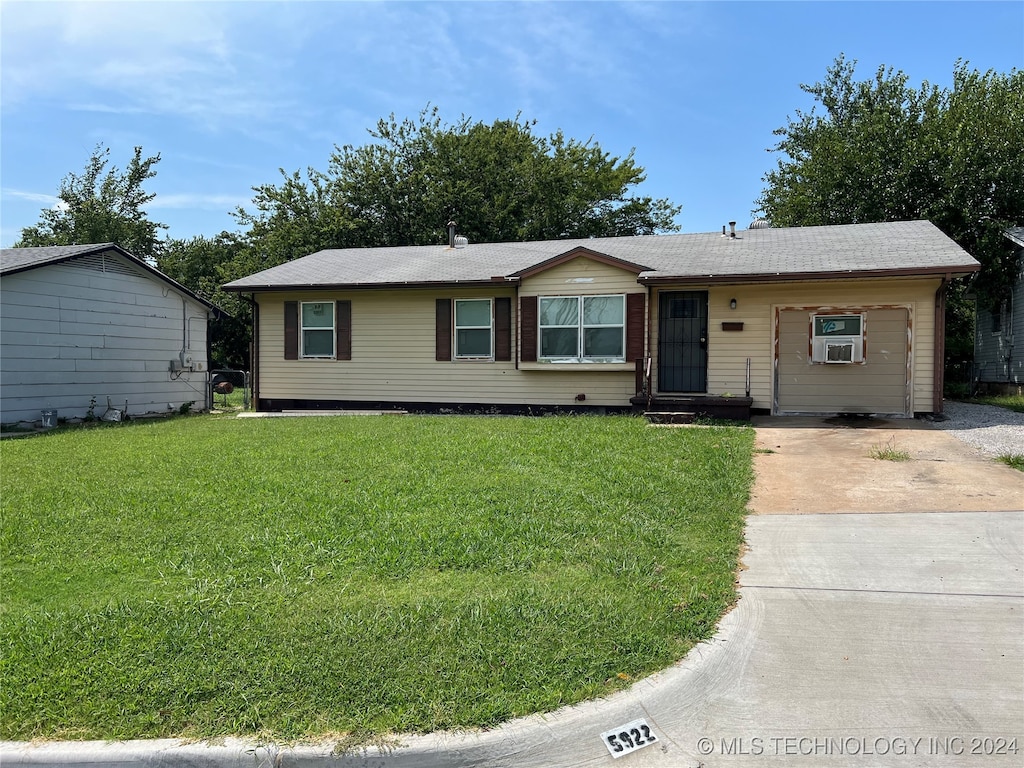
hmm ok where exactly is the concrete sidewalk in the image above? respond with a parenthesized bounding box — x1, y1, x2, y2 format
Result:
(4, 420, 1023, 767)
(7, 512, 1021, 767)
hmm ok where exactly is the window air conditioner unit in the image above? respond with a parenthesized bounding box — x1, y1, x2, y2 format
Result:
(825, 340, 855, 363)
(811, 337, 863, 364)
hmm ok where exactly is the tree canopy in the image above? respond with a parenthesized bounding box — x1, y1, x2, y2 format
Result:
(756, 56, 1024, 309)
(158, 233, 251, 369)
(16, 145, 167, 262)
(234, 106, 682, 264)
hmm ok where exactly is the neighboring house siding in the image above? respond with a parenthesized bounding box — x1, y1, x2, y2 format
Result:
(648, 279, 939, 414)
(975, 244, 1023, 387)
(0, 256, 210, 423)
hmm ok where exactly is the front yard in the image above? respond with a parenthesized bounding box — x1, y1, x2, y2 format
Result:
(0, 415, 753, 742)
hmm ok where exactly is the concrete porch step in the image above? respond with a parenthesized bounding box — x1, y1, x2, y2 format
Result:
(644, 411, 698, 424)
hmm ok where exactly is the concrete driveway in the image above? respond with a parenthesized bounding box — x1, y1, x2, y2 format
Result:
(749, 414, 1024, 513)
(5, 418, 1023, 767)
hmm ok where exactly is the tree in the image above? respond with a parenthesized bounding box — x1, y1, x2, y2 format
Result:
(756, 56, 1024, 380)
(235, 107, 681, 266)
(17, 145, 167, 262)
(158, 233, 252, 370)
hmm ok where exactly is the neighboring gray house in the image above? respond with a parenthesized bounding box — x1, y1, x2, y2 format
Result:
(974, 228, 1023, 393)
(1, 243, 216, 424)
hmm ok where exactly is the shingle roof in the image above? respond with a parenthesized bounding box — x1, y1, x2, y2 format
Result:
(0, 243, 120, 274)
(1005, 227, 1024, 248)
(223, 220, 980, 291)
(1, 243, 220, 312)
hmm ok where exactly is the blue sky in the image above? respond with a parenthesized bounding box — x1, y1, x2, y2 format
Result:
(1, 1, 1021, 249)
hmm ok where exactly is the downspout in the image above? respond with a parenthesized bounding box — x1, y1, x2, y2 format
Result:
(1005, 286, 1015, 386)
(933, 277, 948, 414)
(645, 283, 653, 408)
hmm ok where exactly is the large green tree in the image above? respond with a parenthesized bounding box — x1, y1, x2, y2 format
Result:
(158, 233, 251, 369)
(235, 107, 681, 265)
(756, 56, 1024, 379)
(17, 145, 167, 262)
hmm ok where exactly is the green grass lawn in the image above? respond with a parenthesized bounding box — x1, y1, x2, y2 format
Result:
(1, 415, 753, 742)
(966, 393, 1024, 414)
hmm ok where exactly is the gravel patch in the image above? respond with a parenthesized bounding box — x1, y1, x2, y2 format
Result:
(932, 401, 1024, 457)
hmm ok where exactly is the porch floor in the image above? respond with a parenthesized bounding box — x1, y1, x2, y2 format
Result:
(631, 394, 754, 423)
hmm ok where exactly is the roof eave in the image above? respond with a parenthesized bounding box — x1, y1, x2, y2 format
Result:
(508, 246, 651, 279)
(222, 278, 511, 293)
(2, 243, 222, 313)
(0, 243, 120, 277)
(637, 264, 981, 286)
(1004, 229, 1024, 248)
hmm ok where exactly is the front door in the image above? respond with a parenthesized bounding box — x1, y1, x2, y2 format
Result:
(658, 291, 708, 392)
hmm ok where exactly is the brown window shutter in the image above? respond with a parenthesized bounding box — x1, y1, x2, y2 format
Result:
(435, 299, 452, 361)
(494, 297, 512, 361)
(284, 301, 298, 360)
(520, 295, 538, 362)
(626, 292, 645, 362)
(336, 300, 352, 360)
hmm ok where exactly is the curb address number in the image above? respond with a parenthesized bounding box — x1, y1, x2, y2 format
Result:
(601, 718, 658, 759)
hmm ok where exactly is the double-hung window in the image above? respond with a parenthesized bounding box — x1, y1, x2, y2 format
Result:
(539, 294, 625, 362)
(301, 301, 335, 358)
(454, 298, 493, 359)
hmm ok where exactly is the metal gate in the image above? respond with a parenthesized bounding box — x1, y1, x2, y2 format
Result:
(658, 291, 708, 393)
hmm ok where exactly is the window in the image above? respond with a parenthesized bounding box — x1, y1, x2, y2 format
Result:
(454, 299, 493, 359)
(301, 301, 335, 358)
(992, 303, 1003, 334)
(814, 314, 862, 338)
(811, 313, 864, 364)
(539, 295, 625, 362)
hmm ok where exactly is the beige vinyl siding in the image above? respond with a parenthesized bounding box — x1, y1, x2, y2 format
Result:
(256, 285, 637, 407)
(777, 308, 910, 415)
(649, 279, 939, 413)
(517, 256, 646, 298)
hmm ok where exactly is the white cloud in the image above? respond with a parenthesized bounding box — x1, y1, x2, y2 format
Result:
(0, 1, 291, 132)
(2, 188, 58, 204)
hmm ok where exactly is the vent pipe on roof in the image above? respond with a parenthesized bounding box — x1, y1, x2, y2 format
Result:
(447, 221, 457, 248)
(729, 221, 737, 239)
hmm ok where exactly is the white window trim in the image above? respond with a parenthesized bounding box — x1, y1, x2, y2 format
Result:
(300, 300, 336, 359)
(453, 298, 494, 360)
(810, 312, 865, 364)
(539, 294, 626, 363)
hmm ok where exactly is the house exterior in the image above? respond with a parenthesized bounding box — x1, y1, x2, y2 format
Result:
(223, 220, 979, 418)
(974, 228, 1023, 393)
(1, 243, 217, 424)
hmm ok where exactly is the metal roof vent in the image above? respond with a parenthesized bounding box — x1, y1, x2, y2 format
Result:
(749, 218, 772, 229)
(446, 220, 468, 249)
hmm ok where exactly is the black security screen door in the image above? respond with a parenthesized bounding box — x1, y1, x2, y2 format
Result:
(658, 291, 708, 392)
